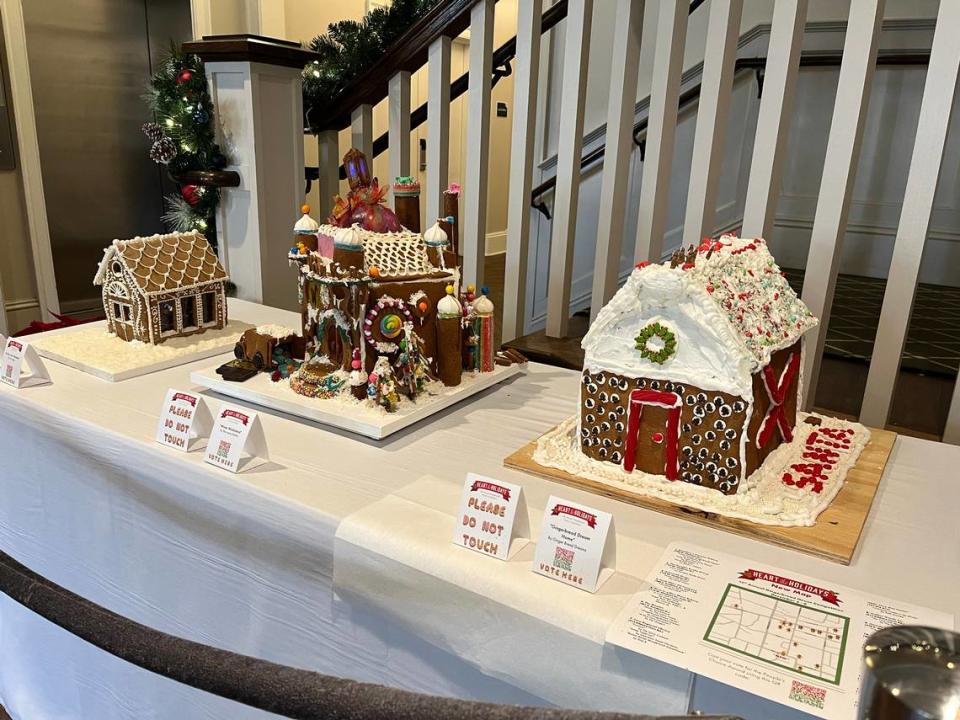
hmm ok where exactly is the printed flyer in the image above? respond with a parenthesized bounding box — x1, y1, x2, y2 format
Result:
(606, 542, 954, 718)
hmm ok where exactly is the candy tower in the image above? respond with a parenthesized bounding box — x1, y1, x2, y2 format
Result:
(393, 177, 421, 232)
(436, 285, 463, 387)
(473, 287, 495, 373)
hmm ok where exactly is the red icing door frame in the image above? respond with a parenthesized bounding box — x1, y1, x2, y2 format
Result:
(623, 389, 682, 479)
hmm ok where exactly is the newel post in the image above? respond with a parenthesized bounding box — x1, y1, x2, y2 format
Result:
(183, 35, 317, 310)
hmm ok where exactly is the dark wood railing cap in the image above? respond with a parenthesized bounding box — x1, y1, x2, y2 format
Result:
(183, 34, 318, 69)
(315, 0, 482, 132)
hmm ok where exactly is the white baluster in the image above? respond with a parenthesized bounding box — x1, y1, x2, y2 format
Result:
(861, 0, 960, 430)
(502, 0, 543, 343)
(741, 0, 808, 239)
(633, 0, 688, 264)
(683, 0, 743, 244)
(351, 103, 373, 160)
(389, 71, 412, 185)
(463, 0, 495, 290)
(317, 129, 340, 209)
(590, 0, 645, 321)
(427, 35, 452, 226)
(545, 0, 593, 338)
(799, 0, 885, 410)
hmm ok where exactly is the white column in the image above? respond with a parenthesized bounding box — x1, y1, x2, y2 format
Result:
(388, 71, 412, 185)
(317, 129, 340, 210)
(590, 0, 644, 321)
(0, 0, 59, 320)
(741, 0, 808, 239)
(861, 0, 960, 429)
(462, 0, 495, 290)
(633, 0, 688, 264)
(799, 0, 885, 409)
(545, 0, 593, 338)
(682, 0, 743, 244)
(502, 0, 543, 343)
(350, 104, 373, 160)
(426, 36, 451, 225)
(203, 55, 307, 309)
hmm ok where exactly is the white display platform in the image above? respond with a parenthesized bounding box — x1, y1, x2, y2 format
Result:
(190, 362, 525, 439)
(31, 300, 259, 382)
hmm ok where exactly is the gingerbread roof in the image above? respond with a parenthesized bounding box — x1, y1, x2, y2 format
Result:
(94, 231, 227, 296)
(582, 236, 817, 385)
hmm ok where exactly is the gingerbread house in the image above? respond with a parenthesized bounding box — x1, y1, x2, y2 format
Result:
(94, 231, 228, 344)
(579, 235, 817, 495)
(292, 222, 457, 377)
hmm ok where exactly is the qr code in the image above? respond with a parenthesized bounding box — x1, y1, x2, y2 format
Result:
(553, 546, 575, 571)
(216, 439, 232, 460)
(789, 680, 826, 709)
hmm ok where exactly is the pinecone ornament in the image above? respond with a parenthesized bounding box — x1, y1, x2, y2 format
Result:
(149, 136, 177, 164)
(141, 122, 165, 142)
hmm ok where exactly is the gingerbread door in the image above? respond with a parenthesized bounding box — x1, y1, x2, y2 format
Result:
(624, 389, 682, 479)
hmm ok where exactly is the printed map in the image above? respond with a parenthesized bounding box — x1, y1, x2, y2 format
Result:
(704, 584, 848, 684)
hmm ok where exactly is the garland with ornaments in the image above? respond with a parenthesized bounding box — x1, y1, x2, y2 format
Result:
(302, 0, 440, 133)
(142, 46, 229, 236)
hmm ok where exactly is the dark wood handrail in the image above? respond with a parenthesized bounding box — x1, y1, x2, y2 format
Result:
(528, 49, 933, 214)
(0, 549, 740, 720)
(311, 0, 484, 133)
(305, 0, 569, 186)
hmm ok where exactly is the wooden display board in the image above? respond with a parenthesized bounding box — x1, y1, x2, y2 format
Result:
(505, 426, 896, 565)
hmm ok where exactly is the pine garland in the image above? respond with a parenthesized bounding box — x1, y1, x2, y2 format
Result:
(302, 0, 440, 133)
(144, 45, 228, 236)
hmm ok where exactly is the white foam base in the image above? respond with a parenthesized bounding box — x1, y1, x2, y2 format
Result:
(534, 412, 870, 527)
(190, 362, 526, 440)
(32, 318, 255, 382)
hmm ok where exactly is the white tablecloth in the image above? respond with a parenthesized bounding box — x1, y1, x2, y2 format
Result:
(0, 300, 957, 720)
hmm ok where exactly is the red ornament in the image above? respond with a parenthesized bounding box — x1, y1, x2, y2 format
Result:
(175, 69, 194, 85)
(181, 184, 200, 207)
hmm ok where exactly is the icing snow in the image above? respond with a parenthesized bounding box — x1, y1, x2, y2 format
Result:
(32, 320, 255, 376)
(255, 324, 298, 338)
(535, 412, 869, 527)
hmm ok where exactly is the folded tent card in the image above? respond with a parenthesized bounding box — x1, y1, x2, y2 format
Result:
(204, 402, 269, 473)
(533, 495, 616, 593)
(1, 336, 51, 388)
(155, 389, 213, 453)
(453, 472, 530, 560)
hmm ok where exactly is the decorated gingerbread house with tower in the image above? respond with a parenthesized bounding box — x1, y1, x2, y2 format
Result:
(579, 235, 818, 494)
(284, 148, 496, 409)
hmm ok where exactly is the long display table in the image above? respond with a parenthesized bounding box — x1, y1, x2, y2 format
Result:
(0, 300, 957, 719)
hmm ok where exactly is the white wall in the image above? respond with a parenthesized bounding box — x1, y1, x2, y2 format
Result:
(524, 1, 952, 334)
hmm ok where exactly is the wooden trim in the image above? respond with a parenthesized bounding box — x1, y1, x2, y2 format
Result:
(590, 0, 644, 322)
(502, 0, 544, 343)
(388, 72, 412, 184)
(800, 0, 885, 410)
(633, 0, 689, 264)
(741, 0, 808, 238)
(462, 0, 495, 290)
(0, 0, 59, 321)
(183, 34, 317, 69)
(313, 0, 483, 132)
(426, 36, 451, 226)
(545, 0, 593, 337)
(862, 0, 960, 429)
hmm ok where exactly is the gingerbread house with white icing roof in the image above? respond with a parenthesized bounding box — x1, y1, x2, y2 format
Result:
(579, 234, 817, 495)
(94, 231, 228, 344)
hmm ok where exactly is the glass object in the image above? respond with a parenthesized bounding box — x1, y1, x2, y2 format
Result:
(859, 626, 960, 719)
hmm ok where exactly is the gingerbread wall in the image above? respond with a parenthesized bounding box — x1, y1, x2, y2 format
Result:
(580, 370, 750, 495)
(744, 340, 802, 476)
